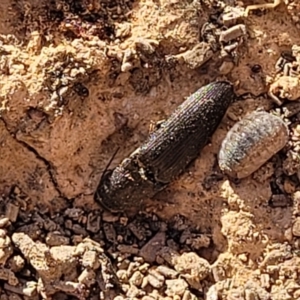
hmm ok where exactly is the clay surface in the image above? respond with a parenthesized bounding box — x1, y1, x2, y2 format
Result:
(0, 0, 300, 299)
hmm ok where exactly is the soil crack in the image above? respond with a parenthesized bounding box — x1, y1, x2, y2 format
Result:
(0, 118, 63, 197)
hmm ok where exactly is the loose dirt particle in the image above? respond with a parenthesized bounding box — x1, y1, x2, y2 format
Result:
(174, 252, 210, 290)
(165, 278, 188, 297)
(129, 271, 144, 287)
(155, 265, 178, 279)
(292, 217, 300, 237)
(139, 232, 166, 263)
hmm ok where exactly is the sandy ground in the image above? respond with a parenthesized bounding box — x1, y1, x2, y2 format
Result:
(0, 0, 300, 299)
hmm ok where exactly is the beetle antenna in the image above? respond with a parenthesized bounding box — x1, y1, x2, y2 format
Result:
(100, 147, 120, 183)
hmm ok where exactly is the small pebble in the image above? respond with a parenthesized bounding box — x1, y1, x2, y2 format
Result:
(292, 217, 300, 237)
(5, 203, 19, 222)
(129, 271, 144, 287)
(165, 278, 188, 297)
(126, 285, 142, 298)
(219, 60, 234, 75)
(139, 232, 166, 263)
(117, 270, 128, 283)
(156, 265, 178, 279)
(141, 276, 149, 289)
(117, 244, 139, 255)
(0, 218, 10, 228)
(102, 211, 119, 223)
(147, 272, 164, 289)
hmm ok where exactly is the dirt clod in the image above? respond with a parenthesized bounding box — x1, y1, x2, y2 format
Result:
(292, 217, 300, 237)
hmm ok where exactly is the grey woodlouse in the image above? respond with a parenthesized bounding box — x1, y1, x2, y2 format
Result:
(218, 111, 289, 179)
(95, 81, 236, 212)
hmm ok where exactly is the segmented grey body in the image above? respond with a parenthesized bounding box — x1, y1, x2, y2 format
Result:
(218, 111, 289, 179)
(96, 81, 236, 212)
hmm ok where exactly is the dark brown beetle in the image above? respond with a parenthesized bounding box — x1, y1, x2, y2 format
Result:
(96, 81, 236, 212)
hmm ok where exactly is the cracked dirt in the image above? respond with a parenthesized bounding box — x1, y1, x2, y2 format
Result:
(0, 0, 300, 299)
